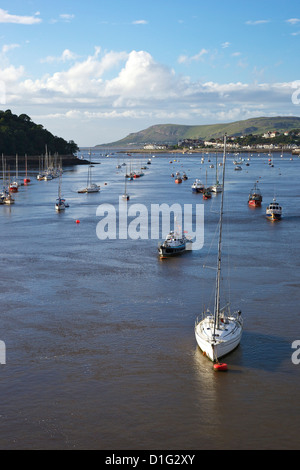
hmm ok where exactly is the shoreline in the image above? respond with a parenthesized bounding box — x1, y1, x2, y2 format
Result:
(1, 154, 91, 170)
(112, 147, 298, 155)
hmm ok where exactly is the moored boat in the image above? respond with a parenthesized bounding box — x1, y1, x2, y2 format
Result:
(191, 179, 204, 193)
(266, 198, 282, 221)
(195, 134, 243, 364)
(24, 155, 30, 185)
(78, 164, 100, 193)
(158, 230, 192, 258)
(248, 182, 262, 207)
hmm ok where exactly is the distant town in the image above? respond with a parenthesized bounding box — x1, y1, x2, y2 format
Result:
(143, 129, 300, 153)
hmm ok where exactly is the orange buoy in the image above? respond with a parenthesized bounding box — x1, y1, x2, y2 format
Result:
(213, 363, 228, 371)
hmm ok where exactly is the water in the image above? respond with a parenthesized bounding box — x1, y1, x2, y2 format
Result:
(0, 151, 299, 450)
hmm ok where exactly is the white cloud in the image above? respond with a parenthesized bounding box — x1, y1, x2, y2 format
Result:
(178, 49, 208, 64)
(132, 20, 148, 25)
(286, 18, 300, 25)
(2, 47, 299, 145)
(0, 65, 24, 83)
(59, 14, 75, 22)
(0, 8, 41, 24)
(2, 44, 20, 54)
(221, 42, 231, 48)
(245, 20, 270, 25)
(41, 49, 79, 63)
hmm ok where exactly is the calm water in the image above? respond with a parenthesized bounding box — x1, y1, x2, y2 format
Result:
(0, 150, 299, 450)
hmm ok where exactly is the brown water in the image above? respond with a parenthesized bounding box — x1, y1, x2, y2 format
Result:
(0, 151, 299, 449)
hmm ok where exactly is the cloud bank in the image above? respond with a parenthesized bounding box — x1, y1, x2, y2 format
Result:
(1, 47, 299, 143)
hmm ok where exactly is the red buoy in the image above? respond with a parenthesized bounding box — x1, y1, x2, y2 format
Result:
(75, 219, 80, 224)
(213, 363, 228, 371)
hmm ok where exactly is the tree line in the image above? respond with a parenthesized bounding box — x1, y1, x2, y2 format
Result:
(0, 110, 79, 155)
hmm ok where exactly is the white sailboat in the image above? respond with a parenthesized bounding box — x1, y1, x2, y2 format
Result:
(122, 173, 129, 200)
(195, 134, 243, 365)
(55, 170, 68, 211)
(210, 152, 222, 193)
(78, 154, 100, 193)
(9, 154, 20, 192)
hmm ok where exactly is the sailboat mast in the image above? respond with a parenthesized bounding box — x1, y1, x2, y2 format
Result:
(213, 134, 227, 332)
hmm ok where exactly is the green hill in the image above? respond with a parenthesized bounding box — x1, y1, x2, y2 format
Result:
(0, 109, 79, 155)
(96, 116, 300, 147)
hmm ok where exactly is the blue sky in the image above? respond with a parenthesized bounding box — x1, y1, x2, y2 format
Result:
(1, 0, 300, 146)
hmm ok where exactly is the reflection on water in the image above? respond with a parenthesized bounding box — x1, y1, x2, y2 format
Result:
(0, 151, 300, 449)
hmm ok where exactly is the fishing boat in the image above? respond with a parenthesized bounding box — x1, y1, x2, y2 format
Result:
(78, 163, 100, 193)
(158, 230, 192, 258)
(248, 182, 263, 207)
(266, 198, 282, 221)
(195, 134, 243, 364)
(191, 179, 204, 193)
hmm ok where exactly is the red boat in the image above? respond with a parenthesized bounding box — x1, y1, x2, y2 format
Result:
(9, 182, 18, 193)
(203, 188, 212, 199)
(175, 173, 182, 184)
(248, 183, 262, 207)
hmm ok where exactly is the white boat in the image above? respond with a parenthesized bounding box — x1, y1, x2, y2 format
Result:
(9, 154, 20, 192)
(266, 198, 282, 221)
(55, 197, 65, 211)
(78, 163, 100, 193)
(191, 179, 204, 193)
(195, 134, 243, 364)
(55, 172, 68, 211)
(211, 152, 223, 193)
(158, 230, 192, 258)
(122, 174, 130, 201)
(234, 165, 242, 171)
(2, 190, 15, 205)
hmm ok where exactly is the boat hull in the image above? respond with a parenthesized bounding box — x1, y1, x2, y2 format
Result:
(192, 187, 203, 193)
(266, 213, 281, 220)
(158, 242, 187, 257)
(195, 315, 243, 362)
(78, 187, 100, 193)
(210, 185, 222, 193)
(248, 199, 261, 207)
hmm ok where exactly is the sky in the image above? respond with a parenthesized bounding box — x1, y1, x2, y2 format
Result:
(1, 0, 300, 147)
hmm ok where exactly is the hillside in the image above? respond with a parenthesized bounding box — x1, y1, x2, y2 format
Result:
(0, 109, 79, 155)
(96, 116, 300, 147)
